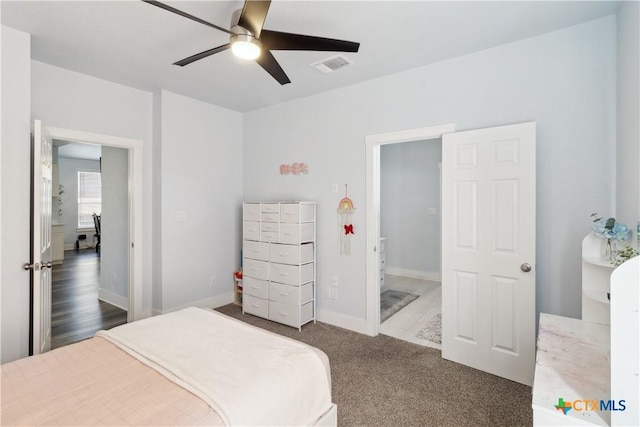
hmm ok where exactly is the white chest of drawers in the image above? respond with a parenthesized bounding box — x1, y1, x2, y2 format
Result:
(242, 201, 316, 330)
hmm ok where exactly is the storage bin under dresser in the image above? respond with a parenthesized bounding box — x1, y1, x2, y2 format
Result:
(242, 201, 316, 330)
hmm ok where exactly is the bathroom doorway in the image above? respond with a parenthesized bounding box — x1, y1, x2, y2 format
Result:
(378, 138, 442, 349)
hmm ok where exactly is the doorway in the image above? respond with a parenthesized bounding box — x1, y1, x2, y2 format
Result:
(366, 121, 537, 385)
(41, 124, 144, 331)
(364, 123, 455, 337)
(378, 138, 442, 349)
(50, 140, 129, 348)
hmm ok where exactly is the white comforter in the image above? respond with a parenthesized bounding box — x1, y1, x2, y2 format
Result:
(97, 307, 332, 426)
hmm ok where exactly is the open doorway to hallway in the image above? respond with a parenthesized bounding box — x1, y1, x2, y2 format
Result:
(50, 140, 128, 349)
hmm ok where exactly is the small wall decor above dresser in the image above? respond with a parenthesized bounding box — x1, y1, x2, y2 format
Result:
(242, 201, 316, 330)
(279, 163, 309, 175)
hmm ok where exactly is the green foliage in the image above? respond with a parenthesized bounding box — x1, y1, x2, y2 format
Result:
(611, 244, 639, 267)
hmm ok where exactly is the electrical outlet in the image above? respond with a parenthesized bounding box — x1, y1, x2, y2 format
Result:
(330, 288, 338, 299)
(210, 276, 216, 288)
(331, 183, 338, 193)
(331, 276, 338, 287)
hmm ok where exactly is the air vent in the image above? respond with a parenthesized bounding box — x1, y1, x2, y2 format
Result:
(312, 55, 353, 73)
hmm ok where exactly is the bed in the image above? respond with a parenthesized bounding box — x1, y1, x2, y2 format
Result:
(0, 307, 337, 426)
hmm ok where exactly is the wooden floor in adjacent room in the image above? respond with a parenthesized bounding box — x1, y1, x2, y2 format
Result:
(51, 249, 127, 349)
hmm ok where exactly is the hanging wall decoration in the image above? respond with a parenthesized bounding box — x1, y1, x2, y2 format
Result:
(337, 184, 355, 255)
(280, 162, 309, 175)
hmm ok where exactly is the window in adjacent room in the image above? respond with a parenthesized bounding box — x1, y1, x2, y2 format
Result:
(77, 171, 101, 228)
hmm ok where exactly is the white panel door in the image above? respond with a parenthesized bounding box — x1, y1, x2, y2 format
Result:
(32, 119, 53, 355)
(442, 122, 536, 386)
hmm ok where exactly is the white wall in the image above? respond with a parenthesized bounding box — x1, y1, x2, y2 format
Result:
(1, 26, 31, 363)
(244, 17, 617, 323)
(152, 91, 163, 313)
(100, 146, 129, 309)
(616, 2, 640, 242)
(159, 90, 243, 312)
(31, 61, 154, 314)
(57, 156, 101, 248)
(381, 139, 442, 279)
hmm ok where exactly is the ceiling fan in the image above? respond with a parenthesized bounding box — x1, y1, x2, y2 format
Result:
(143, 0, 360, 85)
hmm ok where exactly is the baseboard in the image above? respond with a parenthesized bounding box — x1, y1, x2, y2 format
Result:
(317, 309, 369, 335)
(161, 292, 234, 315)
(385, 267, 441, 282)
(159, 295, 368, 336)
(98, 288, 129, 311)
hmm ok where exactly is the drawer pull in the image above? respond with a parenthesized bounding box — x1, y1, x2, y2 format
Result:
(279, 272, 290, 277)
(251, 303, 261, 308)
(279, 291, 289, 296)
(250, 267, 260, 271)
(251, 285, 260, 290)
(278, 311, 289, 316)
(251, 249, 260, 253)
(278, 253, 289, 257)
(284, 232, 294, 236)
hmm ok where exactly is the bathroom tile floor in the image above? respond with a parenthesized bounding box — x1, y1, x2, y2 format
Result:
(379, 274, 442, 350)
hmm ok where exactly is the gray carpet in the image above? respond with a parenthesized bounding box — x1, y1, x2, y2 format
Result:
(215, 304, 532, 427)
(380, 289, 419, 323)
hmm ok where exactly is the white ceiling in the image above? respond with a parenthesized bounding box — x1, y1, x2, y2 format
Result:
(2, 1, 619, 112)
(55, 140, 102, 161)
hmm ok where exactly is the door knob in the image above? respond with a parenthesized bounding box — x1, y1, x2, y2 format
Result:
(23, 261, 52, 270)
(520, 263, 532, 272)
(24, 262, 40, 271)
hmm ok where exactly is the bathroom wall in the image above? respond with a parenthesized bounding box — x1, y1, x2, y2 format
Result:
(381, 138, 442, 280)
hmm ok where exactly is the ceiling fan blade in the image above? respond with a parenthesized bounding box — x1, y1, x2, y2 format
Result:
(173, 44, 230, 67)
(142, 0, 232, 35)
(238, 0, 271, 39)
(256, 50, 291, 85)
(260, 30, 360, 52)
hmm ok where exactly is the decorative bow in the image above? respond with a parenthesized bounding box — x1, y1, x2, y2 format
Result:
(344, 224, 354, 235)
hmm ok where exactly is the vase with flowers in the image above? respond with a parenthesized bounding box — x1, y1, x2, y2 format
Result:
(590, 213, 632, 262)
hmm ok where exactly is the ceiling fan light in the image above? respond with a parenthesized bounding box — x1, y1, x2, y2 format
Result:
(231, 34, 261, 60)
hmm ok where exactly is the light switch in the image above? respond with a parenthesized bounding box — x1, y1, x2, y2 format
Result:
(177, 210, 187, 222)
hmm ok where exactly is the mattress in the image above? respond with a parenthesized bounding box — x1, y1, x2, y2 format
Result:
(1, 335, 222, 426)
(0, 308, 333, 426)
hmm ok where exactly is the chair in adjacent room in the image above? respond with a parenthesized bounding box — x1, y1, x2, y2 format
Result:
(92, 213, 101, 254)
